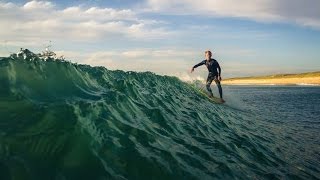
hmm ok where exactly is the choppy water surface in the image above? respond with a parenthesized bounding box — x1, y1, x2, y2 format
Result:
(0, 57, 319, 179)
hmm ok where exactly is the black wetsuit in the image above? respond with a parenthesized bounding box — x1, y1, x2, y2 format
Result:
(193, 59, 223, 98)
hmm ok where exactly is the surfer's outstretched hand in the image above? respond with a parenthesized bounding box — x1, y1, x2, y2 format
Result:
(190, 68, 194, 73)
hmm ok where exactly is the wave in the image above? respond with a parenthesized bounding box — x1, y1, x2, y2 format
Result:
(0, 51, 312, 179)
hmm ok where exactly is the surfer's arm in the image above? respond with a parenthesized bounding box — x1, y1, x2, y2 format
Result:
(191, 60, 205, 73)
(193, 60, 206, 69)
(217, 63, 221, 76)
(217, 62, 222, 80)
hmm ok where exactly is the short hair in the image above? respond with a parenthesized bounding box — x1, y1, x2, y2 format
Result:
(205, 50, 212, 57)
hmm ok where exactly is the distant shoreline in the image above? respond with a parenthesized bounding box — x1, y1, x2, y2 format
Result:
(223, 71, 320, 86)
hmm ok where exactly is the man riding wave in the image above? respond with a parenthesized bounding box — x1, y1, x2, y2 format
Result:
(191, 50, 224, 102)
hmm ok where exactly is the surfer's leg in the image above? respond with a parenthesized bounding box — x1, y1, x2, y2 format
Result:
(206, 75, 214, 97)
(214, 79, 223, 99)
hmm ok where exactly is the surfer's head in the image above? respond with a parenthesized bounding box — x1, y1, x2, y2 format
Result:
(205, 50, 212, 60)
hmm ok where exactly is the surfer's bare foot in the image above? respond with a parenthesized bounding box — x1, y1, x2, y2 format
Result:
(220, 98, 225, 103)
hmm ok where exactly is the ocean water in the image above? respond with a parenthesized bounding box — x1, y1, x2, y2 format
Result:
(223, 86, 320, 179)
(0, 56, 319, 180)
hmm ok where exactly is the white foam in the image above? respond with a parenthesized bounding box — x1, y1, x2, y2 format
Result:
(295, 83, 320, 86)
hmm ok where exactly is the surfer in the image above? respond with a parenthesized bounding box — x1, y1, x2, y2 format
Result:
(191, 50, 224, 102)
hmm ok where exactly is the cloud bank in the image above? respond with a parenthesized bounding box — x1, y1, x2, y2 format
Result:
(0, 0, 173, 45)
(145, 0, 320, 29)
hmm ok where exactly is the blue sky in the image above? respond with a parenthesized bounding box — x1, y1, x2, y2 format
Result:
(0, 0, 319, 80)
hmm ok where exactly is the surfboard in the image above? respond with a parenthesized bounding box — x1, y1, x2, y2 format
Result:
(189, 83, 225, 104)
(198, 89, 225, 104)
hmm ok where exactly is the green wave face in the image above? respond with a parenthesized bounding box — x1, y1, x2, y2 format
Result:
(0, 57, 284, 180)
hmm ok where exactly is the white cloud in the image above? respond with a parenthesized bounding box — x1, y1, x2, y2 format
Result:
(0, 0, 173, 45)
(60, 6, 136, 22)
(144, 0, 320, 29)
(23, 0, 54, 10)
(0, 2, 15, 9)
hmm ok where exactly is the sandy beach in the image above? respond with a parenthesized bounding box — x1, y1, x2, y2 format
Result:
(223, 72, 320, 85)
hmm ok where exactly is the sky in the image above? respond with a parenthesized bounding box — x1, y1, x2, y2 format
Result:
(0, 0, 319, 80)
